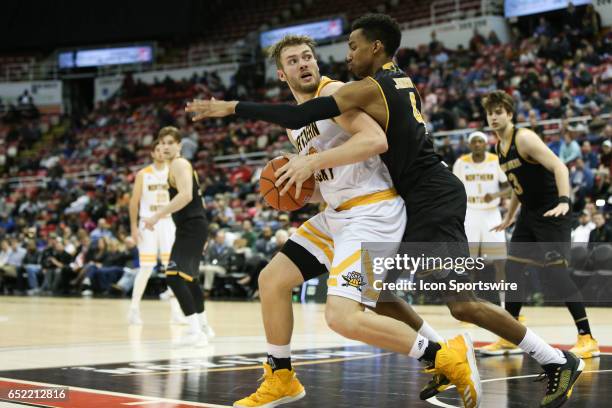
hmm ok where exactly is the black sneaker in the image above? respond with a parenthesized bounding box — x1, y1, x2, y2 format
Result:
(419, 366, 451, 400)
(537, 350, 585, 408)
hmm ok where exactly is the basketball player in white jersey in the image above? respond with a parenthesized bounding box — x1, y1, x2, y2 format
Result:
(128, 141, 185, 325)
(453, 131, 511, 307)
(232, 35, 480, 408)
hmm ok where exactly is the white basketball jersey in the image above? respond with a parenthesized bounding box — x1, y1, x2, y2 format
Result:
(139, 164, 171, 218)
(453, 152, 507, 210)
(289, 77, 394, 210)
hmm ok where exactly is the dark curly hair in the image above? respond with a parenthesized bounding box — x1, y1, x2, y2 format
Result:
(351, 13, 401, 57)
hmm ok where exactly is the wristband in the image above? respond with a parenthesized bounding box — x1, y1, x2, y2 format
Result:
(558, 196, 571, 204)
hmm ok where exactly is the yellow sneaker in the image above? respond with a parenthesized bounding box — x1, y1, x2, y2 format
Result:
(569, 334, 600, 359)
(478, 337, 522, 356)
(233, 363, 305, 408)
(433, 333, 481, 408)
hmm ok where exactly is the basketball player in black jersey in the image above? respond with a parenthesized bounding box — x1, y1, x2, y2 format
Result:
(143, 126, 212, 346)
(481, 90, 599, 359)
(186, 14, 583, 407)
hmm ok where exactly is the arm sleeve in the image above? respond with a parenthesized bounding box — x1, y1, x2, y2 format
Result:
(235, 96, 341, 129)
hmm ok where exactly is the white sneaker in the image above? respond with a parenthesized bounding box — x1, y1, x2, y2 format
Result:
(128, 308, 143, 325)
(159, 288, 173, 301)
(202, 324, 216, 338)
(81, 289, 93, 297)
(177, 331, 208, 347)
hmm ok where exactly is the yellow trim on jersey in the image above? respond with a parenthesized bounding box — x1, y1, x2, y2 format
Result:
(485, 152, 498, 163)
(330, 250, 361, 277)
(296, 227, 334, 263)
(165, 270, 194, 282)
(335, 188, 398, 211)
(315, 76, 340, 98)
(303, 221, 333, 246)
(142, 165, 154, 174)
(327, 277, 337, 287)
(366, 76, 389, 133)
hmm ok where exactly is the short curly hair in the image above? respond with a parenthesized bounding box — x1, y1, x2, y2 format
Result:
(352, 13, 401, 57)
(268, 35, 317, 69)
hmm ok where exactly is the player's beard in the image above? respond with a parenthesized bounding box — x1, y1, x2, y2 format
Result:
(287, 74, 319, 94)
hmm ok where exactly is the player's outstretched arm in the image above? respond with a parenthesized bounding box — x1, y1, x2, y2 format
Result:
(516, 128, 571, 217)
(143, 159, 193, 229)
(185, 80, 377, 129)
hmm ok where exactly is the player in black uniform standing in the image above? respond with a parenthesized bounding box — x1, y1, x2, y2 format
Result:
(481, 91, 599, 360)
(144, 126, 213, 346)
(186, 14, 583, 408)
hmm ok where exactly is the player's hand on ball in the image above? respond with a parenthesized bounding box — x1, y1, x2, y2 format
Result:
(185, 98, 237, 121)
(483, 193, 494, 203)
(543, 202, 569, 217)
(143, 216, 159, 231)
(275, 154, 316, 199)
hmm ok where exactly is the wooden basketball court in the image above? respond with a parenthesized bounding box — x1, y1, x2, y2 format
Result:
(1, 297, 611, 407)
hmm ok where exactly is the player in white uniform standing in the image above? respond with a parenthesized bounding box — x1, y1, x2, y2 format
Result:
(231, 35, 480, 408)
(128, 141, 184, 325)
(453, 131, 511, 306)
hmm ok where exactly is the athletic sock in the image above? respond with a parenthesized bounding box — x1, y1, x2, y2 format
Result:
(518, 328, 566, 366)
(267, 343, 291, 371)
(409, 333, 430, 360)
(418, 321, 444, 343)
(565, 302, 591, 335)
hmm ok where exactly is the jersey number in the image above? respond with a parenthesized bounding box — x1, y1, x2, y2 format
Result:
(393, 78, 425, 124)
(507, 173, 524, 195)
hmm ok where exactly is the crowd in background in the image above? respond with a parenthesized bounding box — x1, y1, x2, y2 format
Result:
(0, 5, 610, 298)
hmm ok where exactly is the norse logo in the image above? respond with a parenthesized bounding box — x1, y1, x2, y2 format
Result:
(341, 271, 367, 291)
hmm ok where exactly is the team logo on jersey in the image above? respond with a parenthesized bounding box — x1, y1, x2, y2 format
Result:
(341, 271, 367, 291)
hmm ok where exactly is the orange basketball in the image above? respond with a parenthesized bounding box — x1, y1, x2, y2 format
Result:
(259, 157, 316, 211)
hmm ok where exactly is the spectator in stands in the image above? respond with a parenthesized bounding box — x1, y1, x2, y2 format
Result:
(589, 213, 612, 243)
(76, 236, 107, 292)
(572, 210, 596, 243)
(90, 218, 113, 244)
(559, 131, 582, 164)
(241, 219, 257, 248)
(181, 130, 198, 160)
(571, 159, 594, 211)
(24, 240, 43, 295)
(264, 229, 288, 258)
(254, 226, 273, 256)
(487, 30, 500, 46)
(581, 141, 599, 168)
(598, 140, 612, 176)
(202, 229, 233, 297)
(42, 238, 74, 294)
(0, 238, 26, 292)
(469, 28, 486, 53)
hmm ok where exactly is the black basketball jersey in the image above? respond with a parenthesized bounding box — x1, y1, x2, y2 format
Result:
(169, 160, 205, 224)
(497, 127, 558, 211)
(370, 62, 441, 195)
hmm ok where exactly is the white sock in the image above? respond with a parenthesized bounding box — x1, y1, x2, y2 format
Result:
(186, 314, 202, 334)
(519, 329, 566, 366)
(409, 333, 429, 360)
(198, 311, 208, 326)
(267, 343, 291, 359)
(418, 321, 444, 344)
(130, 268, 151, 309)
